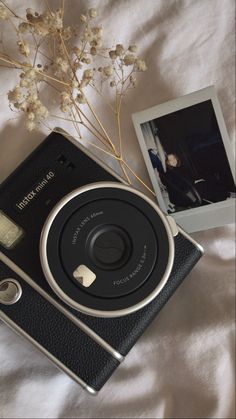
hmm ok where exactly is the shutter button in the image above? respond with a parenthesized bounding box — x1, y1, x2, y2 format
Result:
(0, 279, 22, 305)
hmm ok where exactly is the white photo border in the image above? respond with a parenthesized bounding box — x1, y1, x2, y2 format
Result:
(132, 85, 235, 233)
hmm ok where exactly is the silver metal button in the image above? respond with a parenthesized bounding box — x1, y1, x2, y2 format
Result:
(0, 279, 22, 305)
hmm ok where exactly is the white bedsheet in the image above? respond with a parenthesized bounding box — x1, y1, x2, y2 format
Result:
(0, 1, 235, 418)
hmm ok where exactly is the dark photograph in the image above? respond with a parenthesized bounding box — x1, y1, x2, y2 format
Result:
(141, 100, 236, 214)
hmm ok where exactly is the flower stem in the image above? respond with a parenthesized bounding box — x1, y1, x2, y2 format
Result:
(72, 101, 113, 151)
(84, 94, 119, 156)
(121, 159, 155, 196)
(0, 54, 70, 86)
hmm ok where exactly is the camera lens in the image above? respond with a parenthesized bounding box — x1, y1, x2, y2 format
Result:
(41, 183, 174, 317)
(57, 195, 158, 299)
(87, 224, 132, 270)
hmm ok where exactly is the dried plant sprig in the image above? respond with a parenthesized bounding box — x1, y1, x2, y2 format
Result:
(0, 1, 154, 194)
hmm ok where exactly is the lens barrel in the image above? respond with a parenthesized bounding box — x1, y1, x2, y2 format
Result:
(40, 183, 174, 317)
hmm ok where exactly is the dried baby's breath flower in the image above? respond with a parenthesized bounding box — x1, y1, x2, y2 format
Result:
(13, 92, 49, 131)
(90, 46, 97, 55)
(17, 41, 30, 57)
(80, 14, 87, 23)
(115, 44, 125, 56)
(27, 111, 35, 121)
(25, 120, 36, 131)
(62, 26, 73, 41)
(24, 68, 37, 79)
(19, 68, 40, 88)
(0, 4, 10, 20)
(53, 57, 69, 76)
(73, 46, 81, 55)
(8, 86, 22, 103)
(26, 8, 34, 17)
(82, 68, 93, 85)
(84, 68, 93, 78)
(128, 45, 138, 53)
(91, 38, 102, 48)
(26, 8, 63, 35)
(83, 26, 103, 47)
(88, 8, 97, 19)
(1, 5, 147, 125)
(28, 98, 48, 119)
(103, 65, 113, 77)
(76, 92, 86, 104)
(15, 100, 27, 111)
(60, 91, 72, 113)
(81, 55, 91, 64)
(134, 58, 147, 71)
(124, 54, 136, 66)
(18, 22, 31, 33)
(109, 50, 117, 60)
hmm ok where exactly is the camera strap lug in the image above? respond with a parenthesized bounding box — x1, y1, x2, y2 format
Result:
(166, 215, 179, 237)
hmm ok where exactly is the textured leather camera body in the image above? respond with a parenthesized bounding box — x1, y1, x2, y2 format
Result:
(0, 131, 203, 394)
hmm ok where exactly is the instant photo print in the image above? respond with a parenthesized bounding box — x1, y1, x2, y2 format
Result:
(132, 86, 235, 233)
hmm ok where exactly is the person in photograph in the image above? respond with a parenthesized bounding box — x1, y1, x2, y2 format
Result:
(148, 150, 180, 173)
(146, 120, 203, 211)
(165, 153, 181, 169)
(148, 147, 202, 211)
(145, 120, 234, 212)
(149, 133, 231, 210)
(163, 149, 231, 208)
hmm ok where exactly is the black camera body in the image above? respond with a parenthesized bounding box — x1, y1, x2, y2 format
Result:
(0, 131, 203, 394)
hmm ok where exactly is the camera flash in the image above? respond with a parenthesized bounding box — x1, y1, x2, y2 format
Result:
(0, 211, 24, 249)
(73, 264, 96, 288)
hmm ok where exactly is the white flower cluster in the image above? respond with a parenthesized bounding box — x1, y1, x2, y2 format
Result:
(17, 41, 30, 57)
(123, 54, 135, 65)
(8, 85, 22, 102)
(103, 66, 114, 77)
(8, 69, 48, 131)
(90, 43, 147, 92)
(81, 69, 93, 87)
(61, 26, 73, 41)
(80, 8, 97, 22)
(76, 92, 86, 104)
(53, 57, 70, 77)
(60, 91, 72, 113)
(19, 68, 44, 87)
(83, 26, 103, 48)
(108, 43, 147, 71)
(24, 96, 48, 131)
(134, 58, 147, 72)
(1, 4, 147, 129)
(18, 8, 63, 36)
(79, 7, 102, 49)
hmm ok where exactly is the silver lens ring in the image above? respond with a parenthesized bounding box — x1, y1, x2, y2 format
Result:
(40, 182, 175, 318)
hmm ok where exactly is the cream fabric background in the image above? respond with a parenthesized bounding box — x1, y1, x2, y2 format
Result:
(0, 1, 235, 418)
